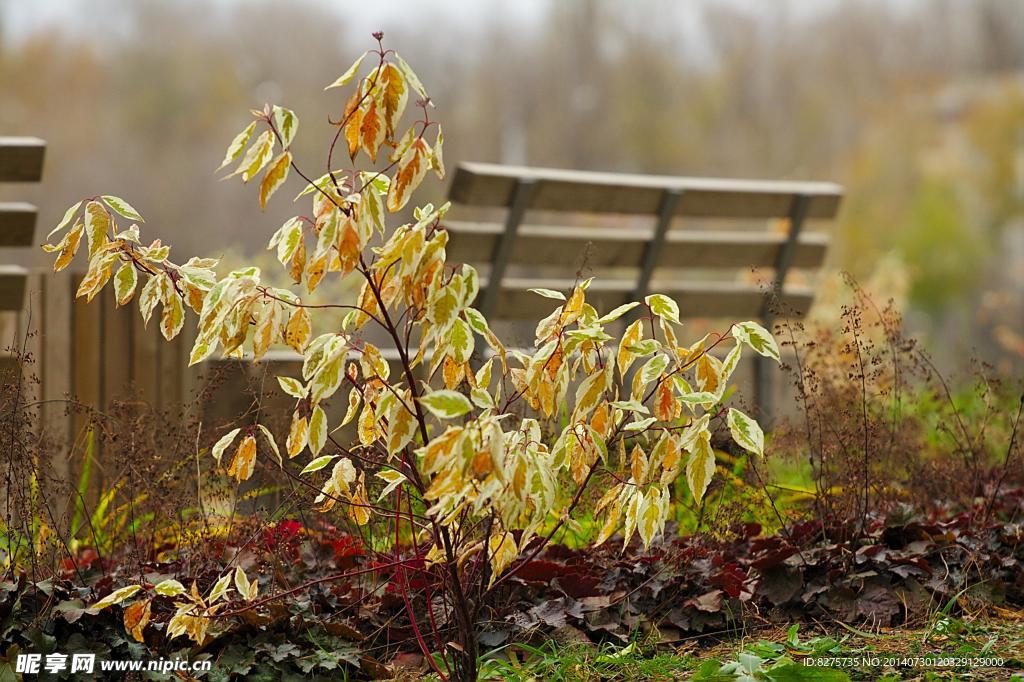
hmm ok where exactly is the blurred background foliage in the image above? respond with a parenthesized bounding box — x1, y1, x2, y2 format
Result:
(0, 0, 1021, 373)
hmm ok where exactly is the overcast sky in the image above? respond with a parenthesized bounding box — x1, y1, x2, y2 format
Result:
(3, 0, 923, 44)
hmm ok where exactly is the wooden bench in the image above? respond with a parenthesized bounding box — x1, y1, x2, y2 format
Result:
(444, 162, 843, 415)
(200, 162, 841, 422)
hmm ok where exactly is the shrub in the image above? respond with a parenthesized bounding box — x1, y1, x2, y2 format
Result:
(773, 277, 1024, 532)
(41, 34, 779, 680)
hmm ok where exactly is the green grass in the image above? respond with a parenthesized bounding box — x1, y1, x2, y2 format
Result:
(477, 639, 698, 681)
(465, 617, 1024, 681)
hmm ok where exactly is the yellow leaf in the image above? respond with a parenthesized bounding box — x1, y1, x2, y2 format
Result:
(227, 434, 257, 482)
(84, 200, 110, 258)
(617, 319, 643, 377)
(284, 307, 312, 353)
(357, 402, 376, 446)
(488, 532, 518, 586)
(252, 302, 280, 359)
(386, 138, 430, 212)
(342, 91, 363, 160)
(686, 431, 716, 504)
(287, 412, 309, 458)
(258, 151, 291, 209)
(288, 235, 306, 284)
(348, 474, 371, 525)
(380, 62, 408, 138)
(160, 294, 185, 341)
(52, 222, 84, 272)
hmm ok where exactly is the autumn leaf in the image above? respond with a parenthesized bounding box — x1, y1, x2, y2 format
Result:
(227, 434, 257, 482)
(360, 99, 385, 162)
(284, 307, 312, 353)
(287, 412, 309, 458)
(386, 138, 430, 212)
(258, 151, 291, 209)
(123, 598, 152, 643)
(380, 62, 408, 138)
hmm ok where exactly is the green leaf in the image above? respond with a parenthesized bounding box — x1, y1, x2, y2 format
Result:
(727, 408, 764, 457)
(610, 400, 649, 414)
(231, 130, 274, 182)
(596, 302, 640, 325)
(645, 294, 680, 324)
(153, 579, 186, 597)
(47, 200, 83, 240)
(277, 376, 307, 399)
(447, 317, 474, 364)
(207, 573, 232, 603)
(309, 405, 327, 456)
(638, 353, 669, 388)
(528, 288, 566, 301)
(218, 121, 257, 170)
(101, 195, 144, 222)
(733, 321, 780, 362)
(324, 52, 367, 90)
(90, 585, 142, 612)
(233, 567, 251, 600)
(301, 455, 336, 475)
(272, 106, 299, 148)
(419, 390, 473, 419)
(470, 387, 495, 410)
(375, 469, 408, 502)
(624, 417, 657, 431)
(113, 264, 138, 306)
(393, 53, 427, 99)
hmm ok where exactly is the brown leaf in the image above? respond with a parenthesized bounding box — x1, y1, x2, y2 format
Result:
(123, 598, 152, 643)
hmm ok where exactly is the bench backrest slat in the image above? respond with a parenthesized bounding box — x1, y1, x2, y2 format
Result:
(0, 138, 43, 311)
(449, 162, 843, 219)
(0, 137, 46, 183)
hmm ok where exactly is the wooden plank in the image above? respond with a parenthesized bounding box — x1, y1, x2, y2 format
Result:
(159, 320, 184, 410)
(0, 137, 46, 182)
(449, 162, 843, 219)
(71, 276, 103, 474)
(101, 293, 132, 409)
(445, 221, 830, 270)
(0, 265, 28, 311)
(40, 270, 73, 450)
(16, 272, 43, 413)
(131, 303, 160, 405)
(481, 277, 815, 320)
(0, 202, 38, 246)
